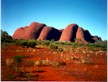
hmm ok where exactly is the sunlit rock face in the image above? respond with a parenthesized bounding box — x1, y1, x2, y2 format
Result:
(59, 24, 78, 42)
(12, 22, 46, 39)
(13, 27, 24, 39)
(75, 27, 88, 44)
(12, 22, 102, 44)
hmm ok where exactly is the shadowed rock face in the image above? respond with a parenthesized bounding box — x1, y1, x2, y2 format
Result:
(76, 27, 88, 44)
(84, 30, 95, 43)
(12, 22, 46, 39)
(59, 24, 78, 42)
(38, 26, 61, 41)
(59, 29, 64, 33)
(12, 22, 102, 44)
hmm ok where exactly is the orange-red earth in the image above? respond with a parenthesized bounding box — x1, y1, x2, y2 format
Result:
(1, 45, 107, 81)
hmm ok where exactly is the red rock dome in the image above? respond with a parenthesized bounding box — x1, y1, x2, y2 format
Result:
(38, 26, 61, 41)
(27, 22, 46, 39)
(59, 24, 78, 42)
(12, 27, 24, 39)
(12, 22, 46, 39)
(29, 22, 39, 27)
(76, 27, 88, 44)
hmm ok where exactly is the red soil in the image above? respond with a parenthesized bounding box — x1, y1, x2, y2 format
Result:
(1, 45, 107, 81)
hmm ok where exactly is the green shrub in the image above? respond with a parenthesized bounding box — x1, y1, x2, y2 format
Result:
(15, 40, 37, 48)
(42, 40, 51, 46)
(93, 40, 107, 51)
(60, 42, 73, 45)
(14, 55, 23, 65)
(13, 55, 23, 73)
(1, 42, 9, 49)
(35, 40, 41, 45)
(54, 41, 61, 45)
(7, 74, 15, 80)
(1, 36, 12, 42)
(101, 46, 107, 51)
(1, 30, 13, 42)
(49, 43, 58, 50)
(15, 40, 20, 46)
(15, 40, 27, 47)
(27, 40, 36, 48)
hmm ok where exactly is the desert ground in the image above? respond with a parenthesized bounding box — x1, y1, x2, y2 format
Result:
(1, 40, 107, 81)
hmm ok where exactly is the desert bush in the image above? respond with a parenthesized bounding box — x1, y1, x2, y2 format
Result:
(99, 40, 107, 51)
(49, 43, 58, 50)
(101, 46, 107, 51)
(15, 40, 21, 46)
(92, 40, 107, 51)
(27, 40, 36, 48)
(15, 40, 27, 47)
(1, 35, 12, 42)
(60, 42, 73, 45)
(14, 55, 23, 64)
(54, 41, 61, 44)
(7, 74, 15, 80)
(74, 43, 85, 47)
(20, 40, 27, 46)
(14, 55, 23, 67)
(35, 40, 41, 45)
(1, 42, 9, 49)
(86, 43, 93, 47)
(42, 40, 51, 46)
(13, 55, 23, 72)
(5, 55, 23, 75)
(1, 30, 13, 42)
(15, 39, 37, 48)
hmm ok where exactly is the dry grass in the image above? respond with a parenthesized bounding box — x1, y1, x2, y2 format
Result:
(34, 59, 66, 67)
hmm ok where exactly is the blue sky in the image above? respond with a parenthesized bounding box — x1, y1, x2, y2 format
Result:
(1, 0, 107, 40)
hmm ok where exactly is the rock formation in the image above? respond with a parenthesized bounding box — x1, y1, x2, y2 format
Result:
(59, 24, 78, 42)
(38, 26, 61, 41)
(76, 27, 88, 44)
(13, 22, 46, 39)
(12, 22, 101, 43)
(92, 36, 102, 41)
(84, 30, 95, 43)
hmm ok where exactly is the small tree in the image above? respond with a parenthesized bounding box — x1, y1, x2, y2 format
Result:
(1, 30, 12, 42)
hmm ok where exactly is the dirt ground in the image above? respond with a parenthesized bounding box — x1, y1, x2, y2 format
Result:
(1, 45, 107, 81)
